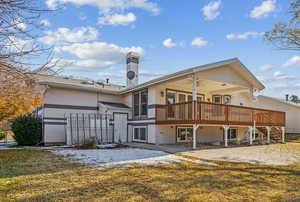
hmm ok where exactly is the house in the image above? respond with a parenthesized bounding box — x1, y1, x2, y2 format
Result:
(36, 52, 286, 148)
(255, 95, 300, 134)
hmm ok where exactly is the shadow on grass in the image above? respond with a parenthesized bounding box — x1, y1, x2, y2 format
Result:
(0, 149, 81, 178)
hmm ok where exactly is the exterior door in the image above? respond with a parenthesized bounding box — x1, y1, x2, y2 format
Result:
(114, 113, 128, 143)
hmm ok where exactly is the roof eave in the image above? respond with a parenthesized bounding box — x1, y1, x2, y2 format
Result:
(120, 58, 264, 94)
(39, 81, 120, 95)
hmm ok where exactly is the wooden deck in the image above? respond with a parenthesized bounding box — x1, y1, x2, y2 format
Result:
(155, 101, 285, 127)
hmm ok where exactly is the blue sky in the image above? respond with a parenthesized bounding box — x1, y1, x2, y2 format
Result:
(37, 0, 300, 98)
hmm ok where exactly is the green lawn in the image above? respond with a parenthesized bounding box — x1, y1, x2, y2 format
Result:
(0, 149, 300, 202)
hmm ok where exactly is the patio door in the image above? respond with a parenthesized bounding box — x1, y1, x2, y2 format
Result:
(177, 127, 193, 142)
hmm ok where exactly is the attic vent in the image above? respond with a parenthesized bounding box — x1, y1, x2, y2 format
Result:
(81, 81, 94, 85)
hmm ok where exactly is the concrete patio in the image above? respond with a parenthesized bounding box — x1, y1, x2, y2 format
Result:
(126, 142, 300, 165)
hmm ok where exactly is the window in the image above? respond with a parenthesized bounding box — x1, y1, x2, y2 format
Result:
(141, 91, 148, 116)
(134, 93, 140, 116)
(212, 95, 222, 104)
(223, 95, 231, 104)
(197, 95, 205, 102)
(177, 127, 193, 142)
(133, 127, 147, 142)
(166, 89, 205, 104)
(178, 94, 186, 102)
(133, 90, 148, 117)
(228, 128, 237, 141)
(167, 91, 176, 104)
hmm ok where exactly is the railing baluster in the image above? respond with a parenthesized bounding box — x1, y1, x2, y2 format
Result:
(155, 101, 285, 127)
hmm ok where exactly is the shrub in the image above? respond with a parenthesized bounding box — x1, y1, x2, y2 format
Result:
(0, 131, 5, 140)
(11, 115, 42, 146)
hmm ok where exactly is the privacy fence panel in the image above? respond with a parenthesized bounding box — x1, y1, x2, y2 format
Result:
(65, 113, 113, 146)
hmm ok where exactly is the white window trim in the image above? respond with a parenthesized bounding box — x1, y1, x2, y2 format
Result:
(133, 126, 147, 142)
(167, 90, 205, 104)
(212, 95, 222, 104)
(134, 90, 148, 118)
(177, 126, 193, 143)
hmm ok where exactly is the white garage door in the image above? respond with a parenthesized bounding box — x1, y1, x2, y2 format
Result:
(114, 113, 128, 143)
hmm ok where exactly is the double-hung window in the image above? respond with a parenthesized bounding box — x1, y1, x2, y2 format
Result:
(133, 89, 148, 118)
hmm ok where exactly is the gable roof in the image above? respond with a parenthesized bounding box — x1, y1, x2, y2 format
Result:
(120, 58, 265, 94)
(257, 95, 300, 109)
(35, 58, 264, 94)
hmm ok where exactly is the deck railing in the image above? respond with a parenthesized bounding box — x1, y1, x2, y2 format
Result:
(155, 101, 285, 126)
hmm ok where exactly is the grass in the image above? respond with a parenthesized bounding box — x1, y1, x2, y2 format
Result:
(0, 149, 300, 202)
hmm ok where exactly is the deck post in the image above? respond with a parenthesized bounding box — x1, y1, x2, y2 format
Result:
(192, 74, 197, 101)
(193, 124, 200, 149)
(281, 127, 285, 143)
(248, 126, 253, 145)
(192, 73, 197, 121)
(223, 125, 230, 147)
(266, 126, 271, 144)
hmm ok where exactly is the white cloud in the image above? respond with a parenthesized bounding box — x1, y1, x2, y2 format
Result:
(282, 56, 300, 68)
(40, 19, 51, 27)
(162, 38, 177, 48)
(98, 70, 125, 78)
(79, 13, 87, 21)
(40, 26, 98, 45)
(250, 0, 276, 19)
(273, 71, 295, 80)
(12, 18, 26, 31)
(256, 75, 267, 82)
(7, 36, 33, 52)
(140, 69, 165, 77)
(46, 0, 160, 15)
(55, 41, 143, 70)
(259, 64, 272, 71)
(202, 0, 221, 20)
(226, 32, 264, 40)
(191, 37, 208, 47)
(98, 13, 136, 26)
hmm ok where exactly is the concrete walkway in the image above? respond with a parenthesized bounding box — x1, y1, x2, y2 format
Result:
(182, 143, 300, 165)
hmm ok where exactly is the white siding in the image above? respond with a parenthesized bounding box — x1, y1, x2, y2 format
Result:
(255, 96, 300, 134)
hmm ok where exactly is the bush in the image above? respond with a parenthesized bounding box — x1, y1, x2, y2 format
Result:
(11, 115, 42, 146)
(0, 131, 5, 140)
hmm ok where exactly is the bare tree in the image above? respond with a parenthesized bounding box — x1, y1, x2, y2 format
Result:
(0, 1, 58, 126)
(0, 0, 57, 72)
(265, 0, 300, 50)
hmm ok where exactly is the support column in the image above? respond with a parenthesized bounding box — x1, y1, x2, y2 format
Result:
(266, 126, 271, 144)
(281, 127, 285, 143)
(192, 74, 197, 101)
(223, 125, 230, 147)
(248, 126, 253, 145)
(193, 124, 200, 149)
